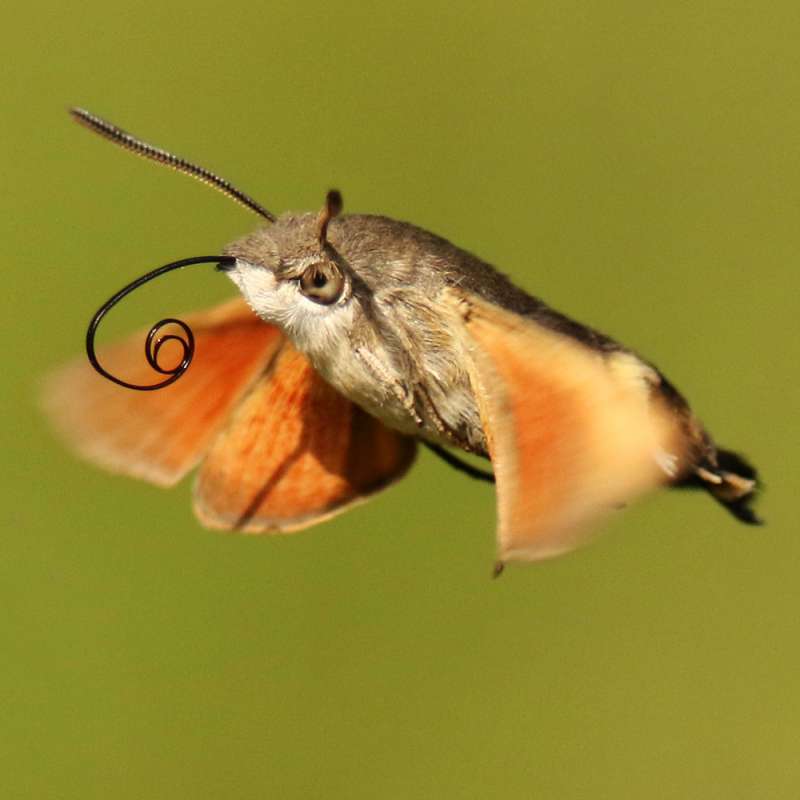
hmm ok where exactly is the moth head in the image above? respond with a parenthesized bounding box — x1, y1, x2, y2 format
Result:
(221, 190, 356, 348)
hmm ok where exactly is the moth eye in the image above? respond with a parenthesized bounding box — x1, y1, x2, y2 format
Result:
(299, 263, 344, 305)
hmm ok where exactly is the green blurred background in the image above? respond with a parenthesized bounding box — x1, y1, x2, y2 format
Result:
(3, 2, 799, 797)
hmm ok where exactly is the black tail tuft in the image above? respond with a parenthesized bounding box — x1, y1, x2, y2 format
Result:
(706, 448, 763, 525)
(716, 448, 758, 482)
(715, 489, 763, 525)
(712, 448, 762, 525)
(677, 447, 763, 525)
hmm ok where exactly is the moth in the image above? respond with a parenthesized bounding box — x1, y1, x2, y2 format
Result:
(44, 109, 761, 572)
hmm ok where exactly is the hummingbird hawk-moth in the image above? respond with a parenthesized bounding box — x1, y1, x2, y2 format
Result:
(43, 109, 761, 571)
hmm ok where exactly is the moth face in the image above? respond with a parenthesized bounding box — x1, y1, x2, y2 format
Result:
(221, 252, 356, 356)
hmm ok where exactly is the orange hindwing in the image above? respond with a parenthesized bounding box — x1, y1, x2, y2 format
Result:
(194, 341, 417, 532)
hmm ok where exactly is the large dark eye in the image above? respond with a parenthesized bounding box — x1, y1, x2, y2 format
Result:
(299, 262, 344, 305)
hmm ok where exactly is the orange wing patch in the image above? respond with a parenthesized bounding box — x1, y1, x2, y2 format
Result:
(42, 297, 283, 486)
(194, 342, 417, 532)
(451, 291, 682, 563)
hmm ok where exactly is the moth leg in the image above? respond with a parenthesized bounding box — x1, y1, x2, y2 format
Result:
(422, 441, 495, 483)
(414, 381, 452, 435)
(353, 346, 424, 427)
(413, 380, 476, 452)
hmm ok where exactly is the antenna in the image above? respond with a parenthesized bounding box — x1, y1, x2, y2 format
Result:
(70, 108, 276, 222)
